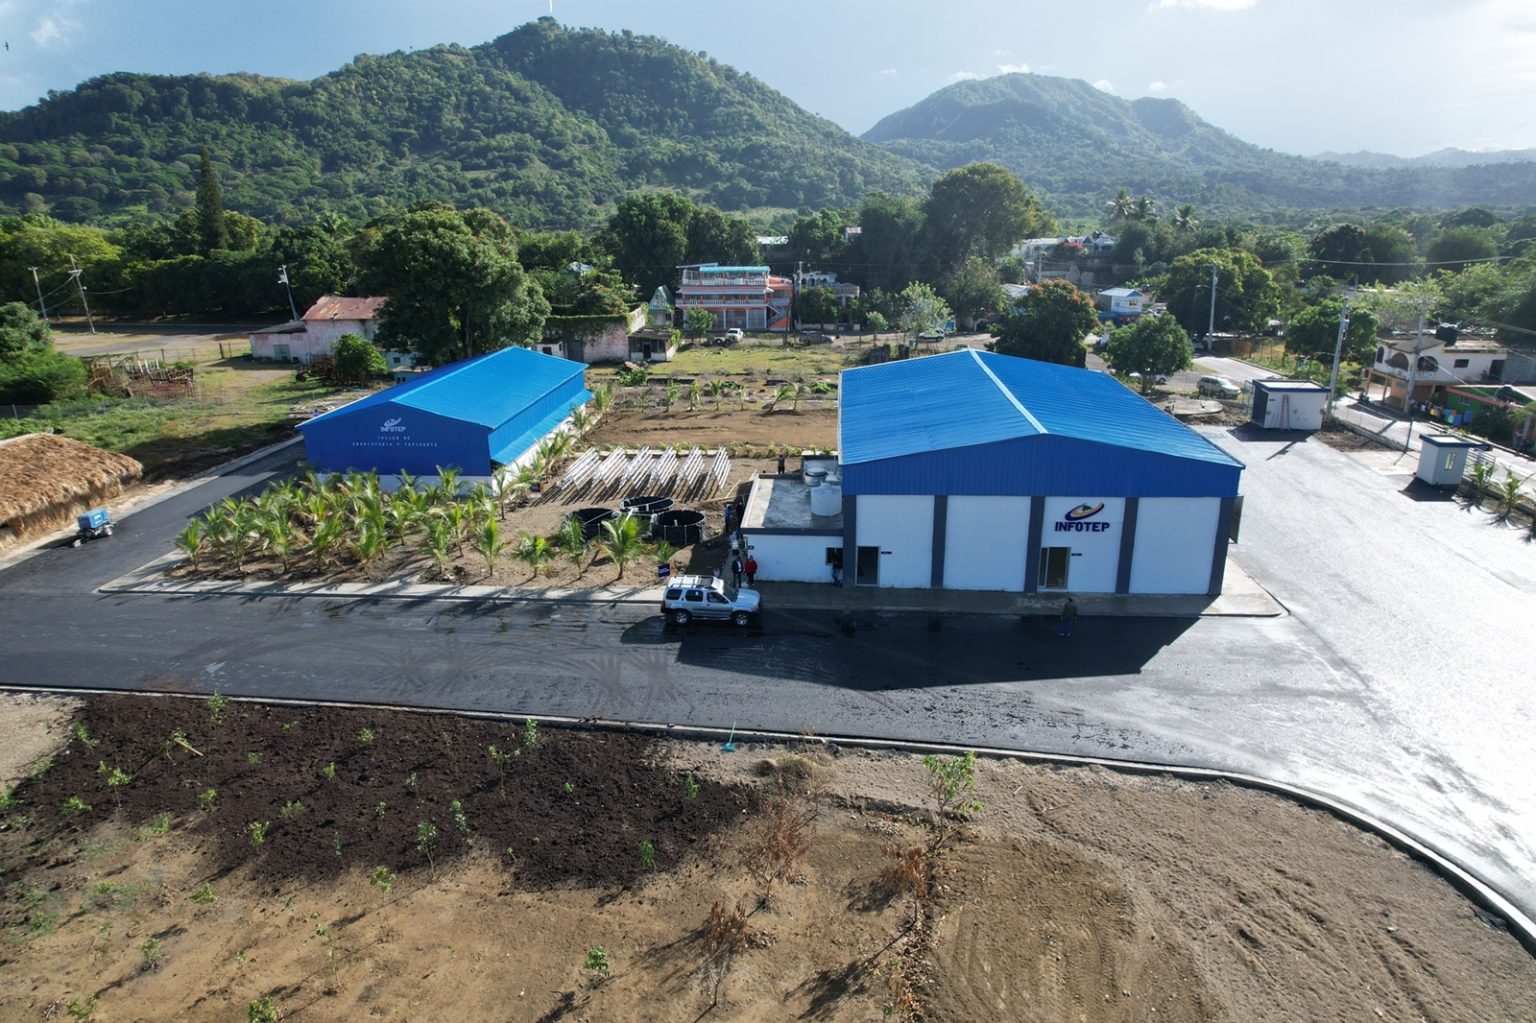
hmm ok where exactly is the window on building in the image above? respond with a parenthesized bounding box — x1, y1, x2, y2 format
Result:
(1453, 358, 1469, 368)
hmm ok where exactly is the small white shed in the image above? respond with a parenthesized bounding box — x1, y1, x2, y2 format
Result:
(1416, 434, 1482, 487)
(1251, 380, 1330, 431)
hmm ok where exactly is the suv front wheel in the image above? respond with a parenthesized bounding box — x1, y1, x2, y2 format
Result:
(732, 611, 752, 627)
(672, 609, 692, 626)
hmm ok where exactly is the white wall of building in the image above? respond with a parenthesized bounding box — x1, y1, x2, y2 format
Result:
(740, 534, 838, 583)
(1129, 498, 1219, 594)
(1256, 390, 1326, 431)
(856, 495, 933, 588)
(943, 496, 1030, 591)
(1039, 496, 1125, 593)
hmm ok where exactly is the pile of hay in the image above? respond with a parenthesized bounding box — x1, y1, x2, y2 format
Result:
(0, 433, 142, 546)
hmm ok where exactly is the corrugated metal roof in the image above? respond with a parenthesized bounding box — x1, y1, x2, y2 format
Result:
(697, 266, 769, 274)
(302, 347, 587, 431)
(839, 349, 1242, 471)
(301, 295, 388, 322)
(1254, 380, 1328, 393)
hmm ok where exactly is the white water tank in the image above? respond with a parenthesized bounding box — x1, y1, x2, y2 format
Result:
(810, 473, 842, 517)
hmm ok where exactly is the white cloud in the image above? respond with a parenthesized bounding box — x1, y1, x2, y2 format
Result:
(879, 68, 898, 76)
(948, 71, 982, 82)
(30, 0, 82, 50)
(1152, 0, 1256, 9)
(992, 48, 1013, 57)
(997, 63, 1030, 75)
(1148, 80, 1168, 93)
(1093, 79, 1116, 92)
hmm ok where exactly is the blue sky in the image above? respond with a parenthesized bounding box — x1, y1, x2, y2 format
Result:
(0, 0, 1531, 157)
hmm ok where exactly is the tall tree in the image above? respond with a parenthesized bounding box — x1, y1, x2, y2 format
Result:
(359, 201, 549, 366)
(1426, 227, 1499, 273)
(598, 193, 692, 299)
(923, 162, 1053, 270)
(850, 191, 930, 293)
(1285, 299, 1380, 365)
(992, 280, 1098, 367)
(1162, 248, 1280, 340)
(194, 148, 227, 254)
(897, 281, 951, 340)
(1105, 314, 1193, 392)
(940, 256, 1007, 328)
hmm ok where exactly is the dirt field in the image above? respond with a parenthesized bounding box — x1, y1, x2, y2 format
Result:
(587, 404, 838, 452)
(0, 692, 1531, 1022)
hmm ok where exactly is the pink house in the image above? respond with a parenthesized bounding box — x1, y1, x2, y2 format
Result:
(250, 295, 388, 363)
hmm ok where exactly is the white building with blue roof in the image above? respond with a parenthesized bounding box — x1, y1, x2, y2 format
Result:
(740, 348, 1244, 596)
(297, 346, 590, 479)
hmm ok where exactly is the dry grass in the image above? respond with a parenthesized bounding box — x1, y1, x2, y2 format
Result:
(0, 433, 141, 527)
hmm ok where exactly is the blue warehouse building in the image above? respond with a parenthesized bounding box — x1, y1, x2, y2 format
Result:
(740, 348, 1244, 596)
(298, 346, 590, 478)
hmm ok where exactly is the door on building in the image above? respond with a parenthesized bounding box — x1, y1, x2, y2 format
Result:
(273, 343, 290, 362)
(1038, 547, 1070, 590)
(567, 340, 585, 362)
(855, 546, 880, 586)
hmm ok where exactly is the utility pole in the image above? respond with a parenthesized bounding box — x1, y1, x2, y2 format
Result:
(67, 255, 95, 334)
(277, 264, 299, 322)
(1206, 264, 1218, 350)
(1326, 296, 1350, 418)
(28, 266, 47, 321)
(1401, 296, 1429, 447)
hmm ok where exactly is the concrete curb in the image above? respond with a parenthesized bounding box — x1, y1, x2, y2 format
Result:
(4, 684, 1529, 958)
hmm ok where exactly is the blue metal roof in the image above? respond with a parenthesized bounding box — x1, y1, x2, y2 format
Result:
(303, 346, 587, 430)
(697, 265, 770, 274)
(839, 348, 1242, 472)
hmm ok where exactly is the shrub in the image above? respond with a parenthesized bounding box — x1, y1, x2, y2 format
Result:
(0, 349, 86, 404)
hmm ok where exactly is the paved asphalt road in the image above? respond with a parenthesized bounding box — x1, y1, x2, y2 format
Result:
(2, 431, 1534, 929)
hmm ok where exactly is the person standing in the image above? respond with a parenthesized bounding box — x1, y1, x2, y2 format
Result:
(743, 554, 758, 585)
(1059, 596, 1078, 637)
(730, 555, 744, 588)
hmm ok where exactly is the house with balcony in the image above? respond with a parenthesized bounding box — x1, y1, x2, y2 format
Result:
(675, 264, 793, 333)
(796, 270, 862, 311)
(1365, 335, 1533, 407)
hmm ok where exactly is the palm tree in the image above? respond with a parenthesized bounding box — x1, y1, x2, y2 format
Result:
(665, 379, 680, 410)
(707, 379, 728, 410)
(687, 380, 702, 411)
(474, 518, 511, 578)
(1496, 471, 1525, 521)
(259, 513, 296, 572)
(307, 515, 346, 570)
(421, 517, 454, 579)
(597, 515, 646, 580)
(556, 515, 591, 578)
(1107, 187, 1134, 222)
(1132, 195, 1157, 222)
(174, 519, 207, 571)
(1172, 204, 1199, 233)
(516, 530, 557, 578)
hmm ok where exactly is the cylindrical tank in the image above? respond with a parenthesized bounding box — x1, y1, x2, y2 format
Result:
(572, 507, 614, 541)
(811, 479, 842, 517)
(621, 494, 674, 517)
(650, 509, 706, 547)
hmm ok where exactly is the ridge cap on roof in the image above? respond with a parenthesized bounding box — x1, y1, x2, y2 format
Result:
(969, 348, 1047, 435)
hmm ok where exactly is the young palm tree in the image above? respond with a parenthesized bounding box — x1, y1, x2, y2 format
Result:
(688, 380, 702, 411)
(260, 513, 296, 572)
(508, 530, 551, 579)
(665, 379, 680, 410)
(598, 515, 646, 581)
(307, 515, 346, 570)
(590, 382, 614, 416)
(1496, 471, 1525, 521)
(421, 516, 454, 579)
(555, 515, 591, 578)
(707, 379, 728, 410)
(349, 516, 388, 581)
(174, 519, 208, 571)
(473, 517, 511, 578)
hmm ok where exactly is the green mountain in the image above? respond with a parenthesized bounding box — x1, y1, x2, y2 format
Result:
(863, 73, 1536, 218)
(0, 19, 925, 228)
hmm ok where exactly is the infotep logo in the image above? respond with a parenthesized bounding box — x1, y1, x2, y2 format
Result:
(380, 417, 407, 433)
(1055, 502, 1111, 533)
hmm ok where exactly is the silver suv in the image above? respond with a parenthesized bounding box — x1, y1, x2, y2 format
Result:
(661, 575, 762, 627)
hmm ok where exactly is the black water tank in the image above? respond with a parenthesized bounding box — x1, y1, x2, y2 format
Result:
(620, 495, 674, 517)
(1435, 323, 1459, 345)
(650, 509, 706, 548)
(572, 507, 614, 541)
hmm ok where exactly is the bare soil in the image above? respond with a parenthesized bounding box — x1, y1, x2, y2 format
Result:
(586, 404, 838, 453)
(1, 693, 1531, 1022)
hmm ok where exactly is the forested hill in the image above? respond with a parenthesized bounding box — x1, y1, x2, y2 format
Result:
(0, 18, 926, 228)
(863, 73, 1536, 219)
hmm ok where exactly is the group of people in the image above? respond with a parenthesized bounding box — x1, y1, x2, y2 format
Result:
(730, 553, 758, 588)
